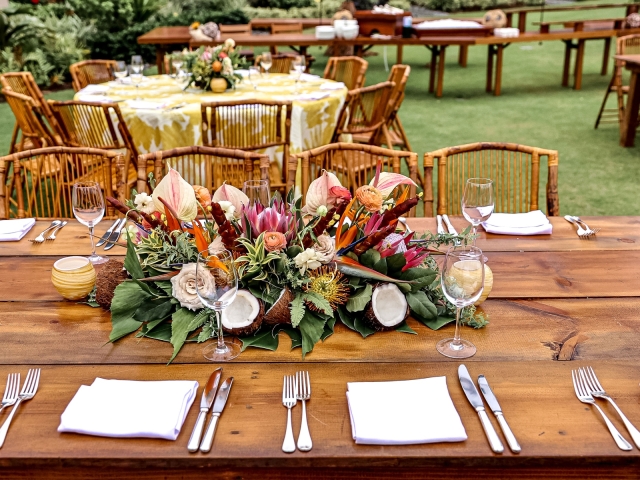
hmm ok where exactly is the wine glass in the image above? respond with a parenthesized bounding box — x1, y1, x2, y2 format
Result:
(114, 61, 128, 83)
(248, 66, 261, 90)
(260, 52, 272, 77)
(196, 250, 241, 362)
(292, 55, 306, 93)
(129, 65, 143, 100)
(461, 178, 495, 246)
(130, 55, 143, 74)
(243, 180, 270, 208)
(171, 51, 183, 78)
(437, 245, 484, 359)
(72, 181, 108, 265)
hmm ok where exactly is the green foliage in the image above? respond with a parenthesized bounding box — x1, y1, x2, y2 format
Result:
(248, 0, 313, 9)
(412, 0, 540, 13)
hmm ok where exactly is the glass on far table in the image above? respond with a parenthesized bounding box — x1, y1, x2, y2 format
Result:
(114, 60, 127, 83)
(72, 181, 108, 265)
(130, 55, 143, 74)
(461, 177, 495, 247)
(248, 66, 261, 90)
(171, 51, 183, 79)
(260, 52, 272, 77)
(129, 67, 144, 100)
(291, 55, 306, 94)
(437, 245, 485, 359)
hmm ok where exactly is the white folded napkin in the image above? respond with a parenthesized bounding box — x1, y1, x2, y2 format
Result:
(235, 69, 250, 78)
(58, 378, 199, 440)
(347, 376, 467, 445)
(127, 100, 168, 110)
(320, 82, 346, 90)
(76, 94, 114, 104)
(78, 84, 110, 95)
(0, 218, 35, 241)
(482, 210, 552, 235)
(415, 19, 483, 29)
(297, 92, 330, 101)
(298, 73, 321, 82)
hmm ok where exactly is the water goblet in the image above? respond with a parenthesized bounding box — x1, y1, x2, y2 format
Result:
(130, 55, 143, 74)
(72, 181, 108, 265)
(171, 51, 183, 78)
(260, 52, 272, 77)
(243, 180, 270, 208)
(248, 66, 261, 90)
(292, 55, 306, 94)
(129, 66, 144, 100)
(114, 60, 128, 83)
(461, 177, 495, 246)
(196, 250, 241, 362)
(436, 245, 485, 359)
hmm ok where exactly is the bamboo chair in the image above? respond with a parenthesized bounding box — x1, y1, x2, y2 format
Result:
(289, 143, 418, 216)
(0, 147, 125, 219)
(201, 100, 292, 190)
(595, 34, 640, 129)
(69, 60, 117, 92)
(255, 53, 296, 74)
(323, 56, 368, 90)
(137, 146, 270, 195)
(3, 89, 59, 152)
(0, 72, 61, 152)
(423, 142, 559, 218)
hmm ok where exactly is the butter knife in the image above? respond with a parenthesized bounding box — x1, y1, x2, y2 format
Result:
(442, 214, 458, 236)
(458, 365, 504, 453)
(103, 218, 126, 251)
(95, 219, 119, 247)
(200, 377, 234, 453)
(187, 368, 222, 453)
(478, 375, 521, 453)
(436, 215, 446, 234)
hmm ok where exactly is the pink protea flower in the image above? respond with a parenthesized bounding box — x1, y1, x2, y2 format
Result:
(363, 212, 384, 236)
(376, 233, 408, 258)
(402, 245, 430, 271)
(241, 199, 294, 241)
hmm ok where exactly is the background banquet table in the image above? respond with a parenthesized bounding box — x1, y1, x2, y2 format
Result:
(1, 216, 640, 479)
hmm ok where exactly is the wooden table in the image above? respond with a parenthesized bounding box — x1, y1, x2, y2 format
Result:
(615, 54, 640, 147)
(2, 216, 640, 479)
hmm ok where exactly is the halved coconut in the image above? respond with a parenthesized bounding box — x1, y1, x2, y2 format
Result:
(264, 288, 294, 326)
(221, 289, 264, 336)
(364, 283, 410, 331)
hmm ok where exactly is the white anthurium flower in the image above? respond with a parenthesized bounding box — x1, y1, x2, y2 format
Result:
(212, 183, 249, 218)
(152, 167, 199, 221)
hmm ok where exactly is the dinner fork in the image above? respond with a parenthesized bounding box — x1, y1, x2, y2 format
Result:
(296, 371, 312, 452)
(580, 366, 640, 448)
(570, 216, 600, 237)
(0, 373, 19, 414)
(0, 369, 40, 448)
(571, 369, 632, 451)
(29, 221, 61, 243)
(282, 375, 297, 453)
(564, 216, 593, 239)
(46, 221, 67, 241)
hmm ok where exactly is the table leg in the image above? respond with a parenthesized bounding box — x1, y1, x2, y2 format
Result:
(436, 46, 446, 98)
(156, 45, 166, 74)
(562, 41, 572, 87)
(397, 44, 403, 64)
(620, 70, 640, 147)
(494, 44, 504, 96)
(574, 39, 585, 90)
(458, 45, 468, 67)
(428, 47, 437, 93)
(518, 12, 527, 33)
(486, 45, 494, 93)
(601, 37, 611, 76)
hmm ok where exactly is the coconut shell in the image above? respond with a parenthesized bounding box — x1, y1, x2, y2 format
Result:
(222, 297, 264, 337)
(363, 283, 410, 332)
(264, 287, 294, 326)
(95, 260, 128, 309)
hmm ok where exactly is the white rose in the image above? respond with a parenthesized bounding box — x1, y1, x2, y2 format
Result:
(224, 38, 236, 48)
(294, 248, 322, 275)
(217, 200, 236, 221)
(313, 234, 335, 263)
(134, 192, 157, 215)
(170, 263, 216, 311)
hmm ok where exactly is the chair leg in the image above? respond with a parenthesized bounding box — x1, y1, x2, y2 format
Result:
(8, 123, 19, 154)
(594, 75, 615, 129)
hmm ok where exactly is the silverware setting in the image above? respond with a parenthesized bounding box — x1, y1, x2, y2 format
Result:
(29, 220, 61, 243)
(46, 221, 67, 241)
(564, 215, 600, 239)
(478, 374, 520, 453)
(436, 214, 446, 234)
(296, 371, 312, 452)
(572, 367, 638, 450)
(0, 373, 19, 414)
(200, 377, 233, 453)
(282, 371, 313, 453)
(0, 368, 41, 448)
(96, 218, 127, 250)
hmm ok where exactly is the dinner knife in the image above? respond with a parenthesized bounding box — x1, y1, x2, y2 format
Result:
(187, 368, 222, 453)
(95, 219, 119, 247)
(200, 377, 234, 453)
(436, 215, 446, 234)
(103, 218, 126, 251)
(478, 375, 521, 453)
(442, 214, 458, 236)
(458, 364, 504, 454)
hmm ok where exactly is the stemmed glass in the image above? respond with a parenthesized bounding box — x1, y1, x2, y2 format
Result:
(292, 55, 306, 93)
(72, 181, 108, 265)
(461, 178, 495, 246)
(130, 55, 144, 99)
(171, 51, 183, 78)
(260, 52, 272, 77)
(248, 66, 261, 90)
(196, 249, 241, 361)
(243, 180, 270, 208)
(114, 61, 128, 83)
(437, 245, 485, 359)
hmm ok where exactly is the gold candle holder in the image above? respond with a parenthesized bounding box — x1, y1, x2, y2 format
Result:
(51, 256, 96, 300)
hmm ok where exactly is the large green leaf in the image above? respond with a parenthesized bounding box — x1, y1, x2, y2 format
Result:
(386, 253, 407, 275)
(321, 315, 337, 341)
(360, 249, 381, 269)
(134, 299, 174, 323)
(422, 315, 456, 330)
(354, 317, 376, 338)
(109, 281, 152, 342)
(298, 311, 326, 358)
(241, 329, 280, 352)
(169, 308, 196, 363)
(396, 321, 417, 335)
(141, 322, 172, 341)
(281, 327, 302, 349)
(406, 291, 438, 321)
(346, 283, 372, 313)
(337, 306, 356, 331)
(124, 235, 145, 279)
(303, 292, 332, 316)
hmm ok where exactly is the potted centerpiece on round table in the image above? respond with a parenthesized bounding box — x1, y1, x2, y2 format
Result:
(181, 40, 245, 93)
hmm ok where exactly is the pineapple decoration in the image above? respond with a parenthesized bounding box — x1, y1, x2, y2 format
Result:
(482, 9, 507, 28)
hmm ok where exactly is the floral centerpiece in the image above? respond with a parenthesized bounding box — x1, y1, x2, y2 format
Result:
(180, 40, 246, 91)
(101, 165, 487, 362)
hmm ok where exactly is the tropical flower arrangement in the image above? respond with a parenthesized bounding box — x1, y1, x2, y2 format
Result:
(102, 165, 487, 362)
(180, 41, 247, 91)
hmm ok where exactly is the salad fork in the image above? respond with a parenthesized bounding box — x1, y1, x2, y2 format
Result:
(0, 373, 19, 414)
(46, 221, 67, 241)
(0, 368, 40, 448)
(296, 371, 312, 452)
(570, 216, 600, 237)
(29, 220, 61, 243)
(282, 375, 297, 453)
(571, 369, 632, 451)
(564, 216, 592, 239)
(580, 366, 640, 448)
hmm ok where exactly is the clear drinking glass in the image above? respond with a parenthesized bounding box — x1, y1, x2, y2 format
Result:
(437, 245, 485, 359)
(260, 52, 272, 77)
(248, 66, 261, 90)
(292, 55, 306, 93)
(196, 250, 241, 362)
(114, 61, 128, 83)
(171, 51, 183, 78)
(461, 178, 495, 246)
(129, 66, 143, 100)
(72, 181, 108, 265)
(130, 55, 143, 74)
(243, 180, 270, 208)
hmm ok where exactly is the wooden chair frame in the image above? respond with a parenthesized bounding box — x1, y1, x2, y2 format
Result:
(0, 146, 125, 219)
(137, 146, 270, 195)
(323, 56, 368, 90)
(69, 60, 117, 92)
(2, 89, 59, 152)
(423, 142, 559, 217)
(289, 142, 418, 216)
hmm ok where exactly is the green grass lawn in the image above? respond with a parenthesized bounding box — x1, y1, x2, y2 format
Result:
(2, 0, 639, 215)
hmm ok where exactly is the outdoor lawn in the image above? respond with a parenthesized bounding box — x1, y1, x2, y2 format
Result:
(1, 0, 638, 215)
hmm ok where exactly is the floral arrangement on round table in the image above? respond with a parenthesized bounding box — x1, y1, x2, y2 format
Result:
(102, 165, 487, 362)
(180, 40, 246, 92)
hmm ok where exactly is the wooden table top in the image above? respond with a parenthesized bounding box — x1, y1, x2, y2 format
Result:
(1, 216, 640, 479)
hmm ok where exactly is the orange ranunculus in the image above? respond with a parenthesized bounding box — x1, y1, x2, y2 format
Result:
(193, 185, 211, 210)
(355, 185, 383, 213)
(264, 231, 287, 252)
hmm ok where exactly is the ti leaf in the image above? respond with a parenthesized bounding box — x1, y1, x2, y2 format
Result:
(109, 281, 152, 342)
(298, 311, 326, 358)
(321, 315, 337, 341)
(346, 283, 372, 313)
(140, 322, 172, 341)
(337, 306, 356, 331)
(134, 299, 174, 323)
(406, 291, 438, 321)
(240, 329, 280, 352)
(421, 315, 456, 330)
(124, 235, 145, 279)
(354, 316, 376, 338)
(169, 308, 196, 363)
(281, 326, 302, 349)
(396, 321, 417, 335)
